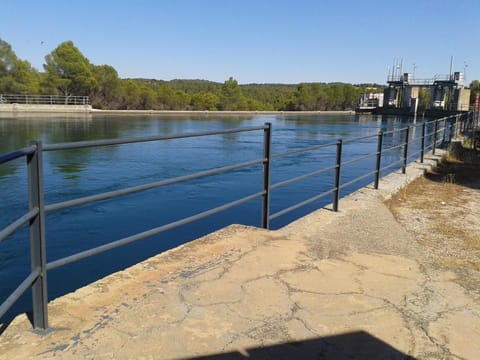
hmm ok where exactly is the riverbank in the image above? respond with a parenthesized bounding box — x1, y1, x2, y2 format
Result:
(91, 109, 355, 116)
(1, 149, 479, 359)
(0, 103, 355, 116)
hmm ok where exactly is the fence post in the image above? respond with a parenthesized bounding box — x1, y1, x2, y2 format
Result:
(402, 127, 410, 174)
(333, 139, 342, 211)
(420, 121, 426, 163)
(27, 141, 48, 330)
(442, 118, 447, 145)
(261, 123, 272, 229)
(374, 130, 383, 189)
(432, 120, 438, 155)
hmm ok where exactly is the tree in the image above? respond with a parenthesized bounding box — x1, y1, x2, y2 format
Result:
(191, 92, 219, 110)
(43, 41, 96, 96)
(469, 80, 480, 105)
(91, 64, 121, 108)
(218, 77, 247, 110)
(0, 38, 40, 93)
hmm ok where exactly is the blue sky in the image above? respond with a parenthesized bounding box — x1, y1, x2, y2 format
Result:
(1, 0, 479, 85)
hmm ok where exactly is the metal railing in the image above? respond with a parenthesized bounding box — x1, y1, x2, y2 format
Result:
(0, 94, 89, 105)
(0, 112, 470, 330)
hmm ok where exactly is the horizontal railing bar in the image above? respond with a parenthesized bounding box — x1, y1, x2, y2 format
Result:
(46, 191, 264, 270)
(0, 208, 39, 244)
(408, 149, 423, 159)
(382, 143, 405, 152)
(269, 189, 334, 220)
(0, 268, 41, 319)
(272, 141, 337, 159)
(342, 133, 378, 144)
(341, 151, 378, 167)
(339, 170, 376, 190)
(45, 158, 264, 212)
(0, 146, 36, 165)
(43, 125, 267, 151)
(382, 126, 409, 136)
(270, 165, 337, 190)
(380, 160, 404, 172)
(410, 122, 426, 129)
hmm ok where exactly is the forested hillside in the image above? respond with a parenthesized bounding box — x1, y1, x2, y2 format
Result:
(0, 38, 384, 111)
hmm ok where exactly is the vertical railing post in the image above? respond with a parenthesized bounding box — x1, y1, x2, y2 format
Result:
(432, 120, 438, 155)
(402, 127, 410, 174)
(448, 122, 453, 144)
(261, 123, 272, 229)
(374, 130, 383, 189)
(442, 117, 447, 146)
(333, 139, 342, 211)
(420, 121, 426, 163)
(27, 141, 48, 330)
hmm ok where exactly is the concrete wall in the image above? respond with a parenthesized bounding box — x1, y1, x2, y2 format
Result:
(454, 88, 471, 111)
(0, 104, 92, 113)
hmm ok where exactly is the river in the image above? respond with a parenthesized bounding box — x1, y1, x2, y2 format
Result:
(0, 112, 428, 319)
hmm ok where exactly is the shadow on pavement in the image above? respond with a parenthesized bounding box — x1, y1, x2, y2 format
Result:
(185, 330, 414, 360)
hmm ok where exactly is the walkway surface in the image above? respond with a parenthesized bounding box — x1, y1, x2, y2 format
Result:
(1, 151, 479, 359)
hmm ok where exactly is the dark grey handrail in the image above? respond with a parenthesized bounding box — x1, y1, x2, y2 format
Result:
(0, 146, 36, 164)
(46, 191, 264, 270)
(0, 111, 472, 330)
(272, 140, 337, 158)
(270, 164, 337, 190)
(0, 268, 41, 319)
(0, 208, 39, 243)
(43, 125, 267, 151)
(45, 158, 265, 213)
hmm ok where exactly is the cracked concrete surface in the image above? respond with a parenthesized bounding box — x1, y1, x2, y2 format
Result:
(1, 152, 479, 359)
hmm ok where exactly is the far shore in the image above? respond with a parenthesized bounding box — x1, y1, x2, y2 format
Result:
(0, 103, 355, 117)
(91, 109, 355, 116)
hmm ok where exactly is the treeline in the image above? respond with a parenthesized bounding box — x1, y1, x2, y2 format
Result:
(1, 38, 382, 111)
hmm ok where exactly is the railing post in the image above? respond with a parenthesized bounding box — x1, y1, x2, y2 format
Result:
(432, 120, 438, 155)
(261, 123, 272, 229)
(402, 127, 410, 174)
(333, 139, 342, 211)
(420, 121, 426, 163)
(442, 118, 447, 145)
(27, 141, 48, 330)
(374, 130, 383, 189)
(448, 122, 453, 144)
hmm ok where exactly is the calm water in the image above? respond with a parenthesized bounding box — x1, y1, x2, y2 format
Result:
(0, 112, 430, 319)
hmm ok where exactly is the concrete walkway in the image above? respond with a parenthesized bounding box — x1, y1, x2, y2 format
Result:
(1, 153, 479, 359)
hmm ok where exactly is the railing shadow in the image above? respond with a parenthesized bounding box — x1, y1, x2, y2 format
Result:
(184, 331, 414, 360)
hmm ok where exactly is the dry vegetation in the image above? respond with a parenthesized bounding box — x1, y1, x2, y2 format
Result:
(386, 144, 480, 272)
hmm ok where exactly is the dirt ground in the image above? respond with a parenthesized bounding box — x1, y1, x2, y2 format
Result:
(386, 144, 480, 291)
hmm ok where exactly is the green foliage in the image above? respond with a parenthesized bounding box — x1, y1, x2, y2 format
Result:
(0, 38, 40, 93)
(470, 80, 480, 105)
(191, 92, 219, 110)
(218, 77, 248, 110)
(90, 65, 121, 109)
(43, 41, 96, 96)
(0, 38, 369, 111)
(418, 88, 430, 110)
